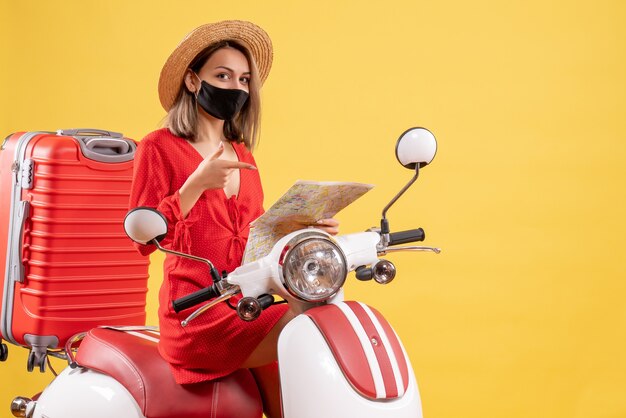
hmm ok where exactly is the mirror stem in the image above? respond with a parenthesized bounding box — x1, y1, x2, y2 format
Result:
(381, 164, 420, 235)
(152, 239, 222, 284)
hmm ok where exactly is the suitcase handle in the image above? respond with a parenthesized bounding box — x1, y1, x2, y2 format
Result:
(56, 129, 136, 163)
(77, 137, 137, 163)
(83, 137, 131, 155)
(57, 128, 123, 138)
(10, 201, 29, 284)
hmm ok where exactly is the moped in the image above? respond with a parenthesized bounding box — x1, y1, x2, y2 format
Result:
(10, 127, 440, 418)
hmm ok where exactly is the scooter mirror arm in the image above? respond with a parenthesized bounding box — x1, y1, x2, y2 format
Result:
(152, 239, 222, 284)
(380, 165, 420, 244)
(181, 286, 241, 327)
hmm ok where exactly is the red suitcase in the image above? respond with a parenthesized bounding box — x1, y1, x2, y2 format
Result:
(0, 129, 149, 370)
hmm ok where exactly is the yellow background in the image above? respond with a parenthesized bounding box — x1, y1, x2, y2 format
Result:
(1, 1, 625, 417)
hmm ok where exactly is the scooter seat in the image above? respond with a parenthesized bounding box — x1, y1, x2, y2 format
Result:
(75, 327, 263, 418)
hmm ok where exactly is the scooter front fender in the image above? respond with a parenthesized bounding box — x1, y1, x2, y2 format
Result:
(32, 366, 144, 418)
(278, 303, 423, 418)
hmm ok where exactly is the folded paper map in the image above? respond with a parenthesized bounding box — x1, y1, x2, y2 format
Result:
(242, 180, 374, 264)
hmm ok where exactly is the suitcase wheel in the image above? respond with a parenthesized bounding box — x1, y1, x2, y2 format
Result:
(26, 349, 47, 373)
(0, 343, 7, 362)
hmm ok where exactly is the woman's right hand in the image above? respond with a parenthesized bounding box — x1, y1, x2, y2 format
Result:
(179, 143, 256, 217)
(189, 143, 256, 190)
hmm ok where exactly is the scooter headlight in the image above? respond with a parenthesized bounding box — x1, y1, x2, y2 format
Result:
(281, 235, 347, 302)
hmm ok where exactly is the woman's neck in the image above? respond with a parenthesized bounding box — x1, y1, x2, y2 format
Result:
(195, 111, 225, 145)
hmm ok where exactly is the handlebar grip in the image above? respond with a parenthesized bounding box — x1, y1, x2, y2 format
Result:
(388, 228, 425, 246)
(172, 286, 219, 313)
(258, 294, 275, 310)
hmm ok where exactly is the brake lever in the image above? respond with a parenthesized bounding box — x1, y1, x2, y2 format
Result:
(181, 286, 241, 327)
(379, 246, 442, 255)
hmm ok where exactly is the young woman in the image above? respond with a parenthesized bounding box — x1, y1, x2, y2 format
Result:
(129, 20, 338, 417)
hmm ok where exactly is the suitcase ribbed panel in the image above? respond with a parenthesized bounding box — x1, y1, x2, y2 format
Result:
(1, 132, 149, 348)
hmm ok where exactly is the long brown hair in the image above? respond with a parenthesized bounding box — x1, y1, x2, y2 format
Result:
(164, 40, 262, 150)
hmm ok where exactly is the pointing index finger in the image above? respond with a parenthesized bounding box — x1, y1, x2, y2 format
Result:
(224, 161, 257, 170)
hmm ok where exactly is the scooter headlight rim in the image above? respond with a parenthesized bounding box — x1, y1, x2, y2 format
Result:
(280, 233, 347, 302)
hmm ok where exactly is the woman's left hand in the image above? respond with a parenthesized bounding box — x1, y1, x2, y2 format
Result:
(314, 218, 340, 235)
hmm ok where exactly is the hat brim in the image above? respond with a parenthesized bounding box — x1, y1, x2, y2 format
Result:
(158, 20, 273, 111)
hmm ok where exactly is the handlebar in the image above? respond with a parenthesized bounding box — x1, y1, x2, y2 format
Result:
(388, 228, 425, 246)
(171, 227, 427, 315)
(172, 285, 220, 313)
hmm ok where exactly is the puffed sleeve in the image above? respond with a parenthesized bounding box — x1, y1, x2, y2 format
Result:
(128, 137, 200, 256)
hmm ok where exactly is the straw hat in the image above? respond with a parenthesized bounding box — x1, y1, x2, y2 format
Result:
(158, 20, 273, 111)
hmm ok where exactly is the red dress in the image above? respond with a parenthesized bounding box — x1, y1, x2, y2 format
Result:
(129, 128, 288, 384)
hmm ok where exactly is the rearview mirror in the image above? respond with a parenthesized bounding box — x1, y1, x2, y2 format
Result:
(124, 207, 168, 245)
(395, 127, 437, 169)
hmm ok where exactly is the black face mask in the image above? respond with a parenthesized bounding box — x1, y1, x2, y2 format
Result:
(194, 77, 249, 121)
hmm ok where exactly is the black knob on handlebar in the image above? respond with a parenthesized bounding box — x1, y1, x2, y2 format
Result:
(258, 294, 275, 310)
(355, 266, 373, 281)
(388, 228, 425, 246)
(172, 285, 220, 313)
